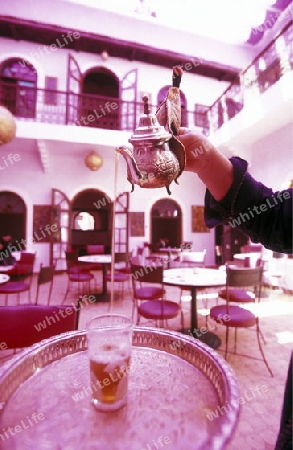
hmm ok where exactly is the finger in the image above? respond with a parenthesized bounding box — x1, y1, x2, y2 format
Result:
(177, 127, 187, 135)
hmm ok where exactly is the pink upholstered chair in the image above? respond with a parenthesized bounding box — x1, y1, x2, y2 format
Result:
(35, 263, 56, 305)
(0, 304, 79, 349)
(86, 244, 105, 255)
(130, 262, 183, 328)
(64, 254, 94, 301)
(0, 253, 36, 304)
(209, 265, 273, 376)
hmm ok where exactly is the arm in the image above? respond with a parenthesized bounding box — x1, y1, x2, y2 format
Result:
(177, 128, 293, 254)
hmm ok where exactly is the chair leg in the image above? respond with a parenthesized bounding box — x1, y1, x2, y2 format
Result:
(259, 329, 266, 345)
(63, 281, 70, 302)
(180, 309, 184, 329)
(234, 328, 238, 354)
(256, 323, 274, 377)
(225, 326, 229, 360)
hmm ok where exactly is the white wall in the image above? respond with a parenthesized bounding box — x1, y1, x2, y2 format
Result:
(0, 37, 229, 108)
(249, 123, 293, 191)
(1, 0, 254, 70)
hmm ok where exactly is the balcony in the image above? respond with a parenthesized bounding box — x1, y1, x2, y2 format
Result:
(0, 22, 292, 139)
(206, 21, 292, 135)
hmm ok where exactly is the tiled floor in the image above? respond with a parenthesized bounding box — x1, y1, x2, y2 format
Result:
(1, 270, 293, 450)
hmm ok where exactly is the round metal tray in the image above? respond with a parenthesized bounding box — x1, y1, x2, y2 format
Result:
(0, 327, 240, 450)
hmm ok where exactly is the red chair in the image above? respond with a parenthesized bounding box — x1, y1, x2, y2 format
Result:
(0, 253, 36, 304)
(65, 250, 89, 275)
(86, 244, 105, 255)
(64, 254, 94, 301)
(130, 262, 182, 327)
(0, 304, 79, 349)
(35, 263, 56, 305)
(7, 251, 36, 281)
(209, 265, 273, 376)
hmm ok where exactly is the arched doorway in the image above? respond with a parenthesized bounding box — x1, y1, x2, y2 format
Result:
(0, 191, 26, 249)
(81, 67, 119, 129)
(151, 198, 182, 249)
(0, 58, 37, 118)
(70, 188, 113, 254)
(157, 86, 188, 127)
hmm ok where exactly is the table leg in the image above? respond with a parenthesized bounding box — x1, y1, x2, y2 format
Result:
(90, 264, 119, 303)
(181, 286, 222, 350)
(102, 264, 107, 295)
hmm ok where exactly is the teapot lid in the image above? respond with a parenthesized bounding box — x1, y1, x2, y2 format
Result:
(129, 96, 171, 144)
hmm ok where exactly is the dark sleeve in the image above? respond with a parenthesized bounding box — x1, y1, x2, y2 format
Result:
(204, 156, 293, 254)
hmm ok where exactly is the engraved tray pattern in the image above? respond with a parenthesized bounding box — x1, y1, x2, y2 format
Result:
(0, 327, 240, 450)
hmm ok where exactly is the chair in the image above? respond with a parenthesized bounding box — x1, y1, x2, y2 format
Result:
(35, 263, 56, 305)
(0, 304, 79, 349)
(178, 250, 206, 267)
(130, 262, 183, 328)
(65, 250, 90, 275)
(18, 251, 36, 265)
(209, 265, 273, 376)
(86, 244, 105, 255)
(63, 256, 94, 302)
(7, 251, 36, 281)
(0, 254, 36, 304)
(105, 252, 130, 299)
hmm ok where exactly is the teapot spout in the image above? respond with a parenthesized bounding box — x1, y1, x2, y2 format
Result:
(116, 145, 145, 189)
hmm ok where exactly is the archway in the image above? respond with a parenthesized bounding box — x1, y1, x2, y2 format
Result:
(0, 191, 26, 250)
(0, 58, 37, 118)
(81, 67, 119, 129)
(150, 198, 182, 249)
(70, 188, 113, 254)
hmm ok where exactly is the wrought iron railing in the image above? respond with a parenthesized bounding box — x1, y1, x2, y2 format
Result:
(0, 81, 201, 132)
(206, 21, 293, 133)
(0, 21, 291, 134)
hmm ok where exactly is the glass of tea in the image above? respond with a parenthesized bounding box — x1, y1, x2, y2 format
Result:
(86, 314, 133, 412)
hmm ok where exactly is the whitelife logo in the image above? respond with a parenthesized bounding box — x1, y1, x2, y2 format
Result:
(0, 412, 45, 443)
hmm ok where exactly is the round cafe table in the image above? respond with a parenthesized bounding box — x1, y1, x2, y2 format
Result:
(0, 327, 240, 450)
(163, 267, 226, 349)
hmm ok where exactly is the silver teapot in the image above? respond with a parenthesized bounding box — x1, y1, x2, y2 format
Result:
(116, 96, 185, 195)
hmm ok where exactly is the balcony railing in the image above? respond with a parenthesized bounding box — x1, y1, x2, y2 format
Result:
(0, 22, 291, 135)
(0, 81, 201, 132)
(206, 21, 293, 133)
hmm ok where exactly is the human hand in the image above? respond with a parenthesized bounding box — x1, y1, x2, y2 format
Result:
(177, 127, 233, 200)
(177, 127, 215, 173)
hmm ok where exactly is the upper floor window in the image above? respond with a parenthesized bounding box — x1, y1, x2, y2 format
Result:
(0, 59, 37, 118)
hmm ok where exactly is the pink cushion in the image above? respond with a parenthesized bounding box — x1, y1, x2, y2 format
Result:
(210, 305, 256, 327)
(0, 281, 29, 294)
(139, 300, 180, 320)
(118, 267, 132, 274)
(105, 273, 128, 282)
(219, 288, 255, 303)
(135, 286, 164, 300)
(69, 263, 102, 274)
(69, 273, 94, 282)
